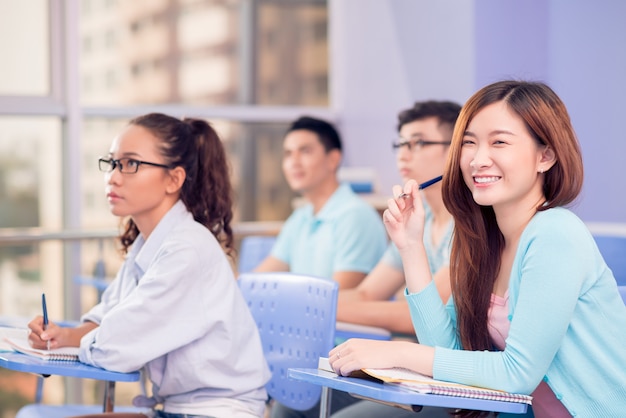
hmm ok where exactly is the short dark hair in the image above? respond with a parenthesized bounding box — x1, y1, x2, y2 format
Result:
(286, 116, 342, 152)
(397, 100, 462, 133)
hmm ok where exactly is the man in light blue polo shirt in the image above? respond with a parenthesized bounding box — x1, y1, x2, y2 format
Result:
(255, 116, 387, 290)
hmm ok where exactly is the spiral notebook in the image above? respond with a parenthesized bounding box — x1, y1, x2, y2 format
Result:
(3, 334, 80, 362)
(318, 357, 532, 405)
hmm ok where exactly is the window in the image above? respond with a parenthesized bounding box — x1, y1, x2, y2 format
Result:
(0, 116, 63, 322)
(0, 1, 49, 96)
(80, 0, 328, 107)
(0, 1, 329, 409)
(0, 117, 62, 229)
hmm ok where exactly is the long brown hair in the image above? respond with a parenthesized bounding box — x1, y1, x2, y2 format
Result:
(442, 81, 584, 352)
(118, 113, 234, 256)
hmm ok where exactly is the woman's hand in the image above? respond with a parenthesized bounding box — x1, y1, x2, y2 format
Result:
(328, 338, 435, 378)
(28, 315, 67, 349)
(383, 180, 426, 252)
(328, 339, 412, 376)
(28, 316, 96, 349)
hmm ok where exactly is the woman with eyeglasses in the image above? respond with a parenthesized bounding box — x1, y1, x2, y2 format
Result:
(27, 113, 270, 418)
(330, 81, 626, 417)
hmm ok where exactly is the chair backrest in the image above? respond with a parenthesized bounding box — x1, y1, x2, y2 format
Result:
(238, 272, 338, 411)
(238, 235, 277, 273)
(593, 234, 626, 286)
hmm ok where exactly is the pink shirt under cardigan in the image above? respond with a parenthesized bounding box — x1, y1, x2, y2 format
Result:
(488, 292, 571, 418)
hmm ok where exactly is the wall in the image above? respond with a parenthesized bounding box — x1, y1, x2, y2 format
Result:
(547, 1, 626, 222)
(329, 0, 475, 195)
(331, 0, 626, 223)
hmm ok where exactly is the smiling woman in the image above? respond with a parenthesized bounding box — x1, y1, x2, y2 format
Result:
(459, 101, 556, 212)
(331, 81, 626, 418)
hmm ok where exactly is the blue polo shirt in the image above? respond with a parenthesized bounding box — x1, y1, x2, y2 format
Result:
(271, 183, 387, 279)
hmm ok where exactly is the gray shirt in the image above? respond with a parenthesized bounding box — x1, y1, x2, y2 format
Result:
(80, 200, 270, 415)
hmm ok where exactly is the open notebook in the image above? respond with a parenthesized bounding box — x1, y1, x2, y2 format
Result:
(2, 329, 79, 361)
(318, 357, 532, 405)
(0, 326, 29, 351)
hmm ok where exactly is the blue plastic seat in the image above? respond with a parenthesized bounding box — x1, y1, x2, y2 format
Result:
(16, 405, 147, 418)
(618, 286, 626, 305)
(238, 272, 338, 411)
(334, 321, 391, 345)
(238, 235, 277, 273)
(16, 354, 147, 417)
(593, 234, 626, 285)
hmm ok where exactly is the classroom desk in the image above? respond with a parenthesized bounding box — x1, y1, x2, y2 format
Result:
(334, 321, 392, 343)
(0, 351, 140, 412)
(288, 368, 529, 418)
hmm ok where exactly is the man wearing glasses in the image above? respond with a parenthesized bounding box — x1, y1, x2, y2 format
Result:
(330, 100, 461, 418)
(337, 100, 461, 337)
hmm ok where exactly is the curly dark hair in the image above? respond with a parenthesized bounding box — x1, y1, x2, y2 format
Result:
(118, 113, 234, 256)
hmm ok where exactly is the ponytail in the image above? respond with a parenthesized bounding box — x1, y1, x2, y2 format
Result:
(181, 118, 234, 254)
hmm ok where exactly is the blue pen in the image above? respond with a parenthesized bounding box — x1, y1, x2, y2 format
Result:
(417, 175, 443, 190)
(42, 293, 50, 350)
(398, 175, 443, 199)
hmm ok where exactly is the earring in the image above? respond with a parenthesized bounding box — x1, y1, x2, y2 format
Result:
(539, 168, 544, 174)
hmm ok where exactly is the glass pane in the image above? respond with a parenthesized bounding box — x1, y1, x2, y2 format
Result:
(80, 118, 127, 314)
(80, 1, 241, 106)
(0, 118, 78, 411)
(80, 0, 328, 106)
(227, 121, 295, 221)
(0, 117, 62, 229)
(82, 118, 128, 230)
(0, 1, 49, 96)
(256, 1, 329, 105)
(0, 116, 63, 318)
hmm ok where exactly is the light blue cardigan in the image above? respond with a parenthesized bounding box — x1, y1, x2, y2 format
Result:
(407, 207, 626, 417)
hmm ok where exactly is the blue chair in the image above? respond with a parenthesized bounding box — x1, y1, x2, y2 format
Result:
(238, 272, 338, 411)
(592, 234, 626, 285)
(619, 286, 626, 305)
(16, 351, 147, 417)
(16, 405, 147, 418)
(334, 321, 392, 345)
(238, 235, 277, 273)
(73, 240, 113, 302)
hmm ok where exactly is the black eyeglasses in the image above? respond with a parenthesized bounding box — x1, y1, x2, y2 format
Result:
(392, 138, 451, 152)
(98, 157, 171, 174)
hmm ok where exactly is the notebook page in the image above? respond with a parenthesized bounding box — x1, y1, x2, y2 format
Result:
(3, 334, 80, 361)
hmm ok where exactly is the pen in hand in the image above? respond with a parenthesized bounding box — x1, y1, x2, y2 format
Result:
(398, 175, 443, 199)
(42, 293, 50, 350)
